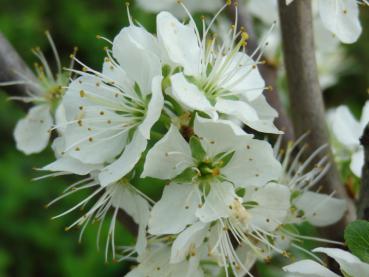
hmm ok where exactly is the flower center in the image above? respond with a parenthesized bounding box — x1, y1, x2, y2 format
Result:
(197, 158, 222, 180)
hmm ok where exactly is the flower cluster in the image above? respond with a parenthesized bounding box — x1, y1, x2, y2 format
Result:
(7, 2, 355, 277)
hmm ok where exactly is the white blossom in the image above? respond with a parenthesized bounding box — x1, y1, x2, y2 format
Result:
(283, 247, 369, 277)
(59, 24, 164, 186)
(157, 7, 281, 134)
(274, 135, 347, 228)
(287, 0, 363, 44)
(47, 173, 151, 261)
(327, 101, 369, 177)
(2, 33, 76, 154)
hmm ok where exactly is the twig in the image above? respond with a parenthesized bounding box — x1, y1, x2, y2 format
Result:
(278, 0, 356, 235)
(357, 123, 369, 220)
(226, 3, 295, 143)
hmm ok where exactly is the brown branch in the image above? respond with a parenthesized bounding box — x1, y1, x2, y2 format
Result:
(226, 3, 295, 143)
(0, 32, 139, 236)
(278, 0, 356, 236)
(357, 123, 369, 220)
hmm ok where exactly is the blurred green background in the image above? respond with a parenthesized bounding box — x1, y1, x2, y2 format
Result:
(0, 1, 368, 276)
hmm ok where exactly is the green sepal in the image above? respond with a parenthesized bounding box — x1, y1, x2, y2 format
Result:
(173, 167, 196, 184)
(214, 151, 235, 168)
(243, 201, 259, 209)
(236, 187, 246, 198)
(190, 136, 207, 161)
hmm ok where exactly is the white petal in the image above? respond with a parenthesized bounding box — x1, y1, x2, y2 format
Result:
(14, 105, 53, 155)
(42, 157, 101, 175)
(350, 149, 364, 177)
(141, 125, 193, 180)
(222, 139, 282, 187)
(196, 182, 236, 223)
(55, 104, 67, 135)
(126, 245, 171, 277)
(235, 244, 258, 276)
(138, 76, 164, 139)
(157, 11, 201, 76)
(215, 99, 259, 123)
(283, 259, 339, 277)
(112, 26, 162, 93)
(99, 132, 147, 186)
(248, 0, 278, 25)
(193, 115, 253, 157)
(111, 184, 150, 255)
(313, 247, 369, 277)
(286, 0, 295, 5)
(243, 95, 282, 134)
(245, 183, 290, 232)
(149, 183, 201, 235)
(220, 52, 265, 101)
(62, 76, 129, 164)
(170, 221, 208, 263)
(171, 73, 217, 119)
(294, 191, 346, 227)
(51, 137, 65, 158)
(319, 0, 362, 44)
(331, 106, 361, 147)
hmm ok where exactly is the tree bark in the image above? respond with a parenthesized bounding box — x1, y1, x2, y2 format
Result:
(357, 123, 369, 220)
(278, 0, 356, 235)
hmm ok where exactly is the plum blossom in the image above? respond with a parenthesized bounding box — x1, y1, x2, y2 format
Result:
(283, 247, 369, 277)
(157, 7, 281, 134)
(59, 23, 164, 186)
(248, 0, 347, 89)
(47, 173, 151, 261)
(274, 135, 347, 228)
(1, 32, 76, 154)
(327, 101, 369, 177)
(287, 0, 363, 44)
(141, 116, 289, 275)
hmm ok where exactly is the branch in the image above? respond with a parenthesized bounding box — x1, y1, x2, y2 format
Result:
(278, 0, 356, 235)
(357, 123, 369, 220)
(0, 32, 39, 96)
(226, 3, 295, 143)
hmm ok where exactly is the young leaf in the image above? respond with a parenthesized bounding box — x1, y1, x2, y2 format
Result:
(344, 220, 369, 263)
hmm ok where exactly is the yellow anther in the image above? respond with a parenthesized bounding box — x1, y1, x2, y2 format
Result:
(241, 32, 249, 41)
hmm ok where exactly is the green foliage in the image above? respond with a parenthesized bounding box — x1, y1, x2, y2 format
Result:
(344, 220, 369, 263)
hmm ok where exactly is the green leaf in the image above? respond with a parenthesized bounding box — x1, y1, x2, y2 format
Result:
(189, 136, 206, 161)
(344, 220, 369, 263)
